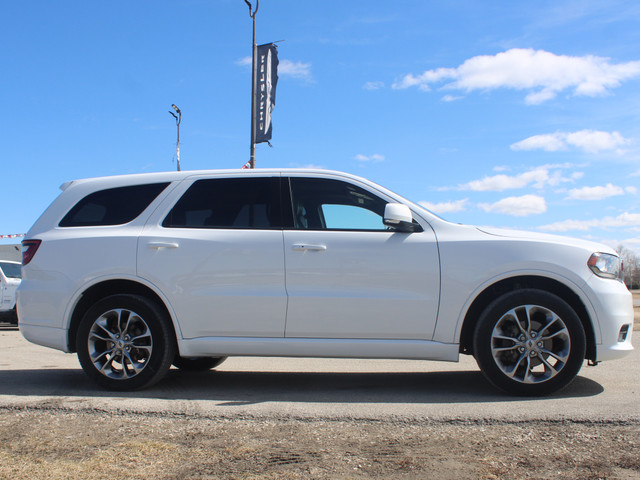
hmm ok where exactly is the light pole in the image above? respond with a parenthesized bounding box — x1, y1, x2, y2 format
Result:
(244, 0, 259, 169)
(169, 104, 182, 171)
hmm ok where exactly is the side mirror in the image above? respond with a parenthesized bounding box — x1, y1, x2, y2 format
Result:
(383, 203, 420, 232)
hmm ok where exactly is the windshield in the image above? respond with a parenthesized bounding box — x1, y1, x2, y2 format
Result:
(0, 262, 21, 279)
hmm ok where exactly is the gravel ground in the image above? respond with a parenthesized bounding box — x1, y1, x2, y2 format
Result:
(1, 407, 639, 480)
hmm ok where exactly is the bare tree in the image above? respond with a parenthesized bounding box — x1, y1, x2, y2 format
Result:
(617, 245, 640, 289)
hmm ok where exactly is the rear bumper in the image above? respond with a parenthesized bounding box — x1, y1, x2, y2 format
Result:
(19, 323, 70, 352)
(16, 269, 75, 351)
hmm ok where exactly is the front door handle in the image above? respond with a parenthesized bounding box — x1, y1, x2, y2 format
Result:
(147, 242, 179, 250)
(292, 244, 327, 252)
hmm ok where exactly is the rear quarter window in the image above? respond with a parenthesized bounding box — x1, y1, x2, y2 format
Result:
(59, 183, 169, 227)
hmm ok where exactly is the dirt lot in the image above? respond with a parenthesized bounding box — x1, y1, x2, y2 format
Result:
(1, 407, 639, 480)
(0, 291, 638, 480)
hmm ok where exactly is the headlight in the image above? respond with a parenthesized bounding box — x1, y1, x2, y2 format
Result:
(587, 252, 622, 279)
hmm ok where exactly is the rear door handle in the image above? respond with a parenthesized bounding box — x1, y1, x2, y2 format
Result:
(292, 244, 327, 252)
(147, 242, 179, 250)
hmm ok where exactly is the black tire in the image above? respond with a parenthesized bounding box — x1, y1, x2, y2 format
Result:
(10, 308, 18, 325)
(473, 289, 586, 396)
(172, 356, 227, 371)
(76, 294, 176, 391)
(0, 308, 18, 325)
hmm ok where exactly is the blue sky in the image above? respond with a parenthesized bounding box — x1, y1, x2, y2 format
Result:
(3, 1, 640, 254)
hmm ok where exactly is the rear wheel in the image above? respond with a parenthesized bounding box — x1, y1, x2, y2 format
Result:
(473, 289, 586, 396)
(173, 356, 227, 371)
(76, 294, 175, 390)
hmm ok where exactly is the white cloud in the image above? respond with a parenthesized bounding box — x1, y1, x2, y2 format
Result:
(363, 81, 384, 91)
(540, 219, 597, 232)
(479, 195, 547, 216)
(354, 154, 384, 163)
(236, 56, 252, 67)
(461, 170, 548, 191)
(441, 94, 462, 102)
(455, 165, 578, 192)
(566, 183, 625, 200)
(288, 163, 325, 169)
(237, 57, 312, 81)
(565, 130, 630, 153)
(419, 199, 468, 214)
(623, 236, 640, 252)
(510, 134, 568, 152)
(539, 212, 640, 232)
(392, 48, 640, 104)
(278, 59, 312, 80)
(512, 130, 631, 154)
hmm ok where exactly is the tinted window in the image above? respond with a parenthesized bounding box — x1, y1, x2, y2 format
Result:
(0, 262, 21, 279)
(289, 177, 388, 231)
(163, 177, 283, 229)
(59, 183, 169, 227)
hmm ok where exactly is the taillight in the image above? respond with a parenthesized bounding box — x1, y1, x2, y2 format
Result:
(22, 239, 41, 266)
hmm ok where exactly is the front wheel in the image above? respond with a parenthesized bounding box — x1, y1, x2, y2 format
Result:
(473, 289, 586, 396)
(76, 294, 175, 391)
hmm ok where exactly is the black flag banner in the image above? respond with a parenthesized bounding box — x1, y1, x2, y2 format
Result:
(255, 43, 279, 144)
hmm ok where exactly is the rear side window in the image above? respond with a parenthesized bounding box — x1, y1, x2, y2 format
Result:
(59, 183, 169, 227)
(162, 177, 282, 229)
(0, 262, 21, 279)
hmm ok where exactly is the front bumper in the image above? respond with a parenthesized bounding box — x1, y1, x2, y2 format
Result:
(585, 276, 634, 362)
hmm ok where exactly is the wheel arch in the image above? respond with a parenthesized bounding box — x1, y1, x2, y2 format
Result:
(458, 275, 596, 361)
(67, 279, 178, 353)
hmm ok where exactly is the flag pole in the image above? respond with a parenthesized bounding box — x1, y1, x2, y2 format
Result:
(245, 0, 259, 169)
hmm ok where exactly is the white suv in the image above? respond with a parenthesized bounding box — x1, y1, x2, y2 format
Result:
(18, 169, 633, 395)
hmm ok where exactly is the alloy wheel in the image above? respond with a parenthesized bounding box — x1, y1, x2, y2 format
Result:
(87, 308, 153, 380)
(490, 304, 571, 384)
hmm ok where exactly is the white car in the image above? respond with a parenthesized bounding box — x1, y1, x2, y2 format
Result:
(17, 169, 634, 395)
(0, 260, 21, 324)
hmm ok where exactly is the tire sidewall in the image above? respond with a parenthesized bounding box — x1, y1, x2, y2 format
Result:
(473, 289, 586, 396)
(76, 294, 175, 391)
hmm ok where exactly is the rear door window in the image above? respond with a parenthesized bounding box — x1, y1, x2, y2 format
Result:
(162, 177, 284, 229)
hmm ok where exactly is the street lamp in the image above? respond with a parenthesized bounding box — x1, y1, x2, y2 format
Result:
(244, 0, 259, 168)
(169, 104, 182, 171)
